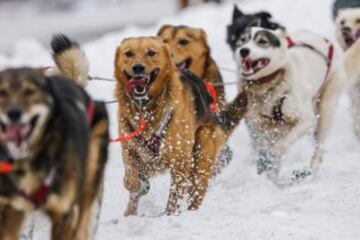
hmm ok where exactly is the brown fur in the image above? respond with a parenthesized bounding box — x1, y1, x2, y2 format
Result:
(0, 68, 109, 240)
(158, 25, 226, 111)
(114, 36, 247, 215)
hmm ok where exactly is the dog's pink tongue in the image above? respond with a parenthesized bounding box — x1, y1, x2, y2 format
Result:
(4, 125, 22, 142)
(126, 79, 147, 95)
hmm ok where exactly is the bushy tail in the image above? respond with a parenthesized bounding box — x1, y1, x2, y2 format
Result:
(51, 34, 89, 87)
(216, 91, 247, 136)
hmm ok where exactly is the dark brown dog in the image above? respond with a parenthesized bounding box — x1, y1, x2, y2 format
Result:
(0, 68, 109, 240)
(114, 36, 247, 216)
(158, 25, 226, 112)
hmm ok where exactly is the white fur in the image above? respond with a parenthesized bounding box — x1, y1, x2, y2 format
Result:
(344, 40, 360, 140)
(335, 8, 360, 50)
(48, 47, 89, 87)
(236, 27, 345, 180)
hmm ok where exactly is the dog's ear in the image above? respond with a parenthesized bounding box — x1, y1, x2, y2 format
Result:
(232, 5, 243, 22)
(193, 28, 208, 43)
(114, 46, 123, 81)
(249, 18, 262, 27)
(157, 24, 172, 36)
(254, 11, 272, 21)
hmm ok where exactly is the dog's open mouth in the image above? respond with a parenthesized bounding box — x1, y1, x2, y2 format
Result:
(0, 115, 39, 159)
(124, 68, 160, 98)
(176, 58, 193, 71)
(241, 58, 270, 77)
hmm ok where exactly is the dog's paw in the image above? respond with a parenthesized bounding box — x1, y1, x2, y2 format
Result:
(138, 174, 150, 197)
(291, 169, 312, 182)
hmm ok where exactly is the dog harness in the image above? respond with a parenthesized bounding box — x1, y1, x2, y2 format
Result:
(114, 108, 172, 159)
(287, 37, 334, 81)
(255, 37, 334, 123)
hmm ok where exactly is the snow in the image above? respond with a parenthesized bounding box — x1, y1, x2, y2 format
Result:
(1, 0, 360, 239)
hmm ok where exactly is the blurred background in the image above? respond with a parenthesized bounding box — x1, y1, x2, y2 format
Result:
(0, 0, 232, 53)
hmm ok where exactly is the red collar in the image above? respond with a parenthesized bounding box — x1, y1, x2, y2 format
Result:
(87, 100, 95, 123)
(246, 69, 283, 86)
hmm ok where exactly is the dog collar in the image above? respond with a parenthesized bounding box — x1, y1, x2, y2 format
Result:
(246, 69, 283, 86)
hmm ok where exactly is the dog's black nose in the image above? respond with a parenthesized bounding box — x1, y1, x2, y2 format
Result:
(239, 48, 250, 58)
(341, 27, 352, 36)
(7, 107, 22, 122)
(132, 64, 145, 74)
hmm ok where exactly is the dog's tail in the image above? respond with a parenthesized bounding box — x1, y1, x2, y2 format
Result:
(216, 92, 247, 136)
(51, 34, 89, 87)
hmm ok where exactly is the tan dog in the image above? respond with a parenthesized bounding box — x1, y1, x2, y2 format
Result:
(158, 25, 226, 112)
(334, 7, 360, 141)
(114, 36, 247, 215)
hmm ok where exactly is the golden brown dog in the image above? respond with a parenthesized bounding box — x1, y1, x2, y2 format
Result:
(158, 25, 226, 112)
(114, 36, 247, 215)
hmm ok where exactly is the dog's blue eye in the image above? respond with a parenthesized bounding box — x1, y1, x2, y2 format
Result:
(125, 51, 134, 58)
(178, 39, 189, 46)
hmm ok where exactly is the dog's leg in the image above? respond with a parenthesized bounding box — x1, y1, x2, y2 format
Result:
(311, 72, 343, 169)
(188, 126, 219, 211)
(271, 113, 315, 182)
(123, 147, 144, 216)
(166, 145, 193, 215)
(49, 205, 80, 240)
(123, 166, 142, 216)
(349, 83, 360, 141)
(0, 206, 26, 240)
(73, 119, 108, 240)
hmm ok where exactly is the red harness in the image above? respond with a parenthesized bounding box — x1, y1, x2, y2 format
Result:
(258, 37, 334, 123)
(286, 36, 334, 81)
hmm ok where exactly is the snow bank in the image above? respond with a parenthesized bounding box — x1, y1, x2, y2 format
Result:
(0, 0, 359, 239)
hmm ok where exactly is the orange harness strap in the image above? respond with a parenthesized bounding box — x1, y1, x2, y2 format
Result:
(110, 119, 146, 143)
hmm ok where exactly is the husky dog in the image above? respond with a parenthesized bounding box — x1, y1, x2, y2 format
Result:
(333, 0, 360, 140)
(227, 5, 281, 53)
(234, 26, 344, 182)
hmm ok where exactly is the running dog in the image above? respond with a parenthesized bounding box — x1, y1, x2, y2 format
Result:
(0, 67, 108, 239)
(158, 25, 226, 111)
(114, 36, 247, 215)
(333, 0, 360, 140)
(157, 25, 233, 172)
(227, 5, 281, 53)
(234, 26, 344, 182)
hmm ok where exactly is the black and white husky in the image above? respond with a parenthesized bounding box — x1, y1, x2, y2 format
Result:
(234, 26, 345, 183)
(333, 0, 360, 141)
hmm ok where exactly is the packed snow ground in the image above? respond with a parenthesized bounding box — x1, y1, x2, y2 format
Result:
(1, 0, 360, 239)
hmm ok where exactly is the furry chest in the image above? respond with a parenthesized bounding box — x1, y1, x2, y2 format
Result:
(246, 94, 293, 143)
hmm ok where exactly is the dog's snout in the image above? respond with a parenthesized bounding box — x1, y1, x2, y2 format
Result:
(239, 48, 250, 58)
(132, 64, 145, 74)
(341, 26, 352, 36)
(7, 107, 22, 122)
